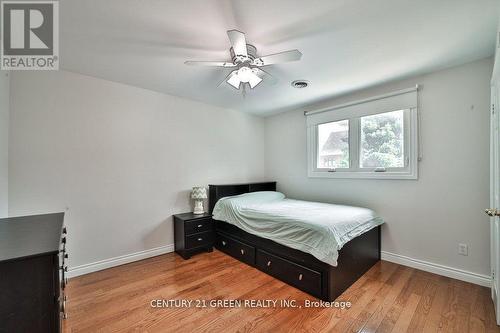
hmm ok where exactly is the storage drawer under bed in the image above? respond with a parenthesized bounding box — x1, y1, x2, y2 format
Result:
(255, 249, 322, 297)
(216, 233, 255, 265)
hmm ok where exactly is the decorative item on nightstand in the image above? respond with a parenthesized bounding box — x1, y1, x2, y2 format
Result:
(191, 186, 208, 214)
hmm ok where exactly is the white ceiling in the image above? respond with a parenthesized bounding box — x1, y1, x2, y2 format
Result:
(60, 0, 499, 116)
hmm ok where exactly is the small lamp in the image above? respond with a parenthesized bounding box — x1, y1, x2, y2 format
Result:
(191, 186, 208, 215)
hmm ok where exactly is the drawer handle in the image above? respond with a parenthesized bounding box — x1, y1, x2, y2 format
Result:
(197, 238, 203, 241)
(240, 249, 245, 255)
(197, 224, 203, 228)
(60, 300, 67, 319)
(267, 261, 272, 267)
(62, 306, 68, 319)
(222, 241, 226, 246)
(298, 274, 303, 281)
(62, 277, 68, 288)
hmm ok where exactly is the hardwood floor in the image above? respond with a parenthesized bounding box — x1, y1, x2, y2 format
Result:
(64, 250, 499, 333)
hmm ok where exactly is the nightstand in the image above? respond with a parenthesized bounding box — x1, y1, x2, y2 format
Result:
(173, 212, 214, 259)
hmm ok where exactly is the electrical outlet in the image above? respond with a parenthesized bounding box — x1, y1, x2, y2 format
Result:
(458, 243, 468, 256)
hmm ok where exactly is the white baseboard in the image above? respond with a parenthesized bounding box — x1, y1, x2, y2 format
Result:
(67, 244, 175, 278)
(381, 251, 491, 287)
(67, 246, 491, 288)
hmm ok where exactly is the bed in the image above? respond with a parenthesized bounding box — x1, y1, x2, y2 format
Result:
(209, 182, 382, 301)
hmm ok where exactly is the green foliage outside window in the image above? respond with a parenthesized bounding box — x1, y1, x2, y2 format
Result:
(360, 111, 404, 168)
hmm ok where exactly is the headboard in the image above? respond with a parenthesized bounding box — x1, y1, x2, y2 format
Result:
(208, 182, 277, 214)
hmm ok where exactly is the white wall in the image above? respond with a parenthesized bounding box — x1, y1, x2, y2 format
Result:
(265, 57, 493, 277)
(7, 58, 493, 281)
(8, 70, 265, 271)
(0, 72, 9, 218)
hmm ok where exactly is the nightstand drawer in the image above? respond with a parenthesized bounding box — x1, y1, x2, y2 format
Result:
(185, 218, 212, 235)
(185, 231, 214, 249)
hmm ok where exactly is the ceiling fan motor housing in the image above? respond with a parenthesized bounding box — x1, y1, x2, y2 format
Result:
(231, 44, 258, 65)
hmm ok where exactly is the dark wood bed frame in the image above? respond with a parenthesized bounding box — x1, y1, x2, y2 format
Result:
(209, 181, 381, 301)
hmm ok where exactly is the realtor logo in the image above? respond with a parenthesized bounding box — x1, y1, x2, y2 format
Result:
(1, 0, 59, 70)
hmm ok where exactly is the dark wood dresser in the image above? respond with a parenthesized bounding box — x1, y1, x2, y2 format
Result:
(174, 212, 214, 259)
(0, 213, 68, 333)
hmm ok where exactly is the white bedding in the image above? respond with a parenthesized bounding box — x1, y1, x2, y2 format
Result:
(212, 191, 384, 266)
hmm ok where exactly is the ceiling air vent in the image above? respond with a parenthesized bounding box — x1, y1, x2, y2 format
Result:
(291, 80, 309, 88)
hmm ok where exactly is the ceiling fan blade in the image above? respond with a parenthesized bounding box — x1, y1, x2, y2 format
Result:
(253, 68, 278, 85)
(253, 49, 302, 66)
(184, 60, 236, 67)
(227, 30, 248, 57)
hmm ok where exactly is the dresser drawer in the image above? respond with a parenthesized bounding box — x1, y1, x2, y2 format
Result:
(216, 233, 255, 265)
(185, 231, 214, 249)
(256, 249, 322, 297)
(185, 217, 212, 235)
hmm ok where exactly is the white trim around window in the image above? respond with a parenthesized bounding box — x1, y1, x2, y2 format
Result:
(306, 87, 419, 180)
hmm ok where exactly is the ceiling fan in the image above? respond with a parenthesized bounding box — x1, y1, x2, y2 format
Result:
(185, 30, 302, 91)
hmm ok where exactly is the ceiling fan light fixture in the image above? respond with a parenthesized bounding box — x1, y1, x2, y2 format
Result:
(248, 73, 262, 89)
(227, 72, 241, 89)
(227, 66, 263, 89)
(236, 67, 254, 82)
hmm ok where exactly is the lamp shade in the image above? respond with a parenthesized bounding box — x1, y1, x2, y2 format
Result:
(191, 187, 207, 199)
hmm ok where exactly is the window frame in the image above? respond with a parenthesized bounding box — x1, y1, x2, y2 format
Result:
(307, 106, 418, 180)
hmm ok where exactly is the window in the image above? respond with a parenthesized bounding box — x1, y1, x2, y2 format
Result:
(307, 87, 418, 179)
(317, 119, 349, 169)
(360, 110, 404, 169)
